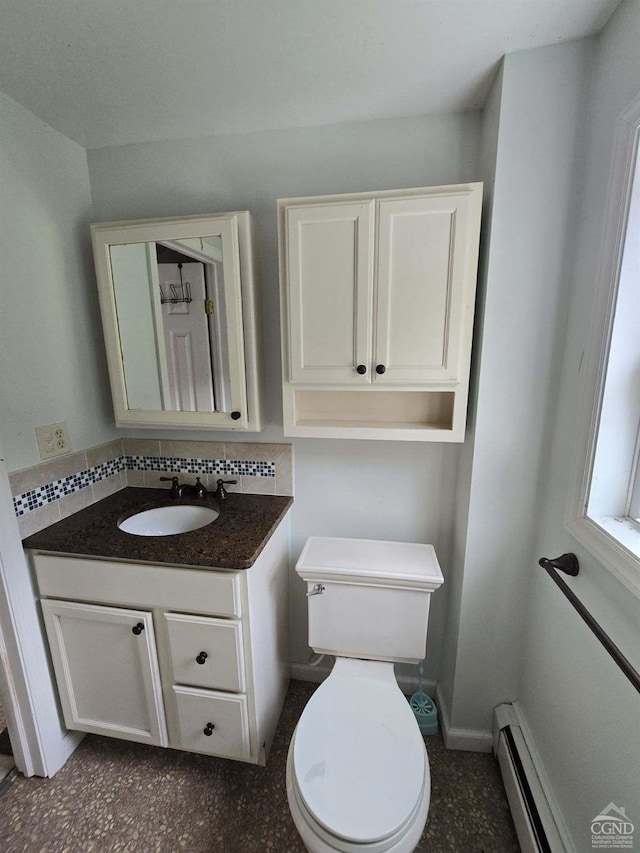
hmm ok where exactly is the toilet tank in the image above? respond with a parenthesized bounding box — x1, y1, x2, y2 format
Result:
(296, 537, 444, 664)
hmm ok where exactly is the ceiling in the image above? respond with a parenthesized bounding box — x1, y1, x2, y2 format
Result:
(0, 0, 620, 150)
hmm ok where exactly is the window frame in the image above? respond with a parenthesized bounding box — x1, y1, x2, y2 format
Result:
(565, 95, 640, 601)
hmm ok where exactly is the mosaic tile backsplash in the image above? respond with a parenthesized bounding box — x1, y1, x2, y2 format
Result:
(13, 454, 277, 518)
(13, 457, 124, 517)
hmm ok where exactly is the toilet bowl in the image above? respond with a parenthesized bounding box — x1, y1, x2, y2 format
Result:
(288, 537, 444, 853)
(286, 658, 431, 853)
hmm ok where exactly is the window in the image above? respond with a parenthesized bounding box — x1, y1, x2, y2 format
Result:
(566, 95, 640, 600)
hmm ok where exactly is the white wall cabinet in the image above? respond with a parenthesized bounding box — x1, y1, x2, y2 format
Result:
(279, 184, 482, 441)
(32, 518, 289, 766)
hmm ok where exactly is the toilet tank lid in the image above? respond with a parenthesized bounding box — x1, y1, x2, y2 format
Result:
(296, 537, 443, 589)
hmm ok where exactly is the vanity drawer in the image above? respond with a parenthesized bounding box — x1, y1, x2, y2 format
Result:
(166, 613, 245, 692)
(32, 554, 241, 617)
(172, 685, 250, 759)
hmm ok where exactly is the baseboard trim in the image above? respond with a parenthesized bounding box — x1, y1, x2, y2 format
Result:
(435, 683, 493, 753)
(290, 662, 436, 698)
(290, 662, 331, 685)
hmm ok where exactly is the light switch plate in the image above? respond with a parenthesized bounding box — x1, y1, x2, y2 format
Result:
(36, 422, 71, 460)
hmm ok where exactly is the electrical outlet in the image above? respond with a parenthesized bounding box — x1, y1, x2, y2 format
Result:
(36, 422, 71, 460)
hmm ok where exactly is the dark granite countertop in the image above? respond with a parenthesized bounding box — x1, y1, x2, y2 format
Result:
(22, 488, 293, 570)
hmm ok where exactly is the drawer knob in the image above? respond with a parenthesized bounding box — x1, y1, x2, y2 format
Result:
(196, 651, 208, 665)
(203, 722, 215, 736)
(132, 622, 145, 635)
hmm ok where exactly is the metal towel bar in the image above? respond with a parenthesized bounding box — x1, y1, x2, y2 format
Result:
(538, 553, 640, 695)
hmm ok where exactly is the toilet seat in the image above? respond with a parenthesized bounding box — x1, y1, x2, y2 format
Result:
(289, 659, 430, 850)
(287, 732, 430, 853)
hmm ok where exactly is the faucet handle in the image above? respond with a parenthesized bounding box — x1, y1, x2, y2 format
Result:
(214, 479, 237, 501)
(160, 476, 180, 498)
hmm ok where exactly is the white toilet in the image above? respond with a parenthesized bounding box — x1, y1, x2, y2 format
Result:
(287, 536, 444, 853)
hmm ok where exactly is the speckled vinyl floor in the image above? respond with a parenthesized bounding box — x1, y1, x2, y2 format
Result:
(0, 697, 16, 784)
(0, 681, 519, 852)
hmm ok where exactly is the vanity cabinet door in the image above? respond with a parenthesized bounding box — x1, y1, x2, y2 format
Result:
(41, 600, 168, 747)
(284, 201, 375, 384)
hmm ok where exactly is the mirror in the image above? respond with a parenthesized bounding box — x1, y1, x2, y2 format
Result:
(91, 213, 263, 431)
(109, 237, 230, 413)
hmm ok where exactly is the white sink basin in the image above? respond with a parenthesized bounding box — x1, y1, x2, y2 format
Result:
(118, 504, 219, 536)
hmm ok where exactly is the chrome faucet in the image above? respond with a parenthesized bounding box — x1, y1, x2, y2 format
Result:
(159, 476, 207, 499)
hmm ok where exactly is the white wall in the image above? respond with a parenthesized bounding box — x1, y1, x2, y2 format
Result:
(518, 0, 640, 846)
(291, 438, 459, 680)
(0, 93, 117, 775)
(0, 91, 117, 471)
(88, 111, 481, 676)
(440, 40, 594, 737)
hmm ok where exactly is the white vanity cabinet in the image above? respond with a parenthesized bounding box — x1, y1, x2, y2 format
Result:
(279, 183, 482, 441)
(32, 517, 289, 766)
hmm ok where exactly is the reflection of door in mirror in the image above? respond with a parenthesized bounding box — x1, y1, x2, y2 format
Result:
(158, 261, 214, 412)
(109, 238, 232, 414)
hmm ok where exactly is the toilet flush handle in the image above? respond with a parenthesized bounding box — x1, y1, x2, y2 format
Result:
(306, 583, 326, 597)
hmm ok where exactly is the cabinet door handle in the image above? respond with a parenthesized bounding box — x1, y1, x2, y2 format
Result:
(196, 651, 208, 665)
(231, 411, 241, 420)
(203, 722, 215, 736)
(375, 364, 386, 375)
(132, 622, 145, 635)
(356, 364, 367, 375)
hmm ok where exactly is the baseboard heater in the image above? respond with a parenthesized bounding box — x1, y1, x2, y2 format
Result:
(494, 705, 566, 853)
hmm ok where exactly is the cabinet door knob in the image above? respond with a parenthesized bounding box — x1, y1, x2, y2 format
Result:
(203, 722, 215, 736)
(231, 411, 241, 420)
(132, 622, 145, 635)
(375, 364, 386, 375)
(196, 651, 208, 665)
(356, 364, 367, 375)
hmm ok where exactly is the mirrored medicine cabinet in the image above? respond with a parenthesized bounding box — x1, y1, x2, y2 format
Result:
(91, 212, 263, 431)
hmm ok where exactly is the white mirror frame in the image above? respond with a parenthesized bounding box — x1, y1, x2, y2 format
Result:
(91, 211, 263, 431)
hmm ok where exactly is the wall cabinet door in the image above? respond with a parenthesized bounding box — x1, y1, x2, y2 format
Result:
(285, 201, 375, 383)
(41, 600, 168, 747)
(374, 193, 474, 383)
